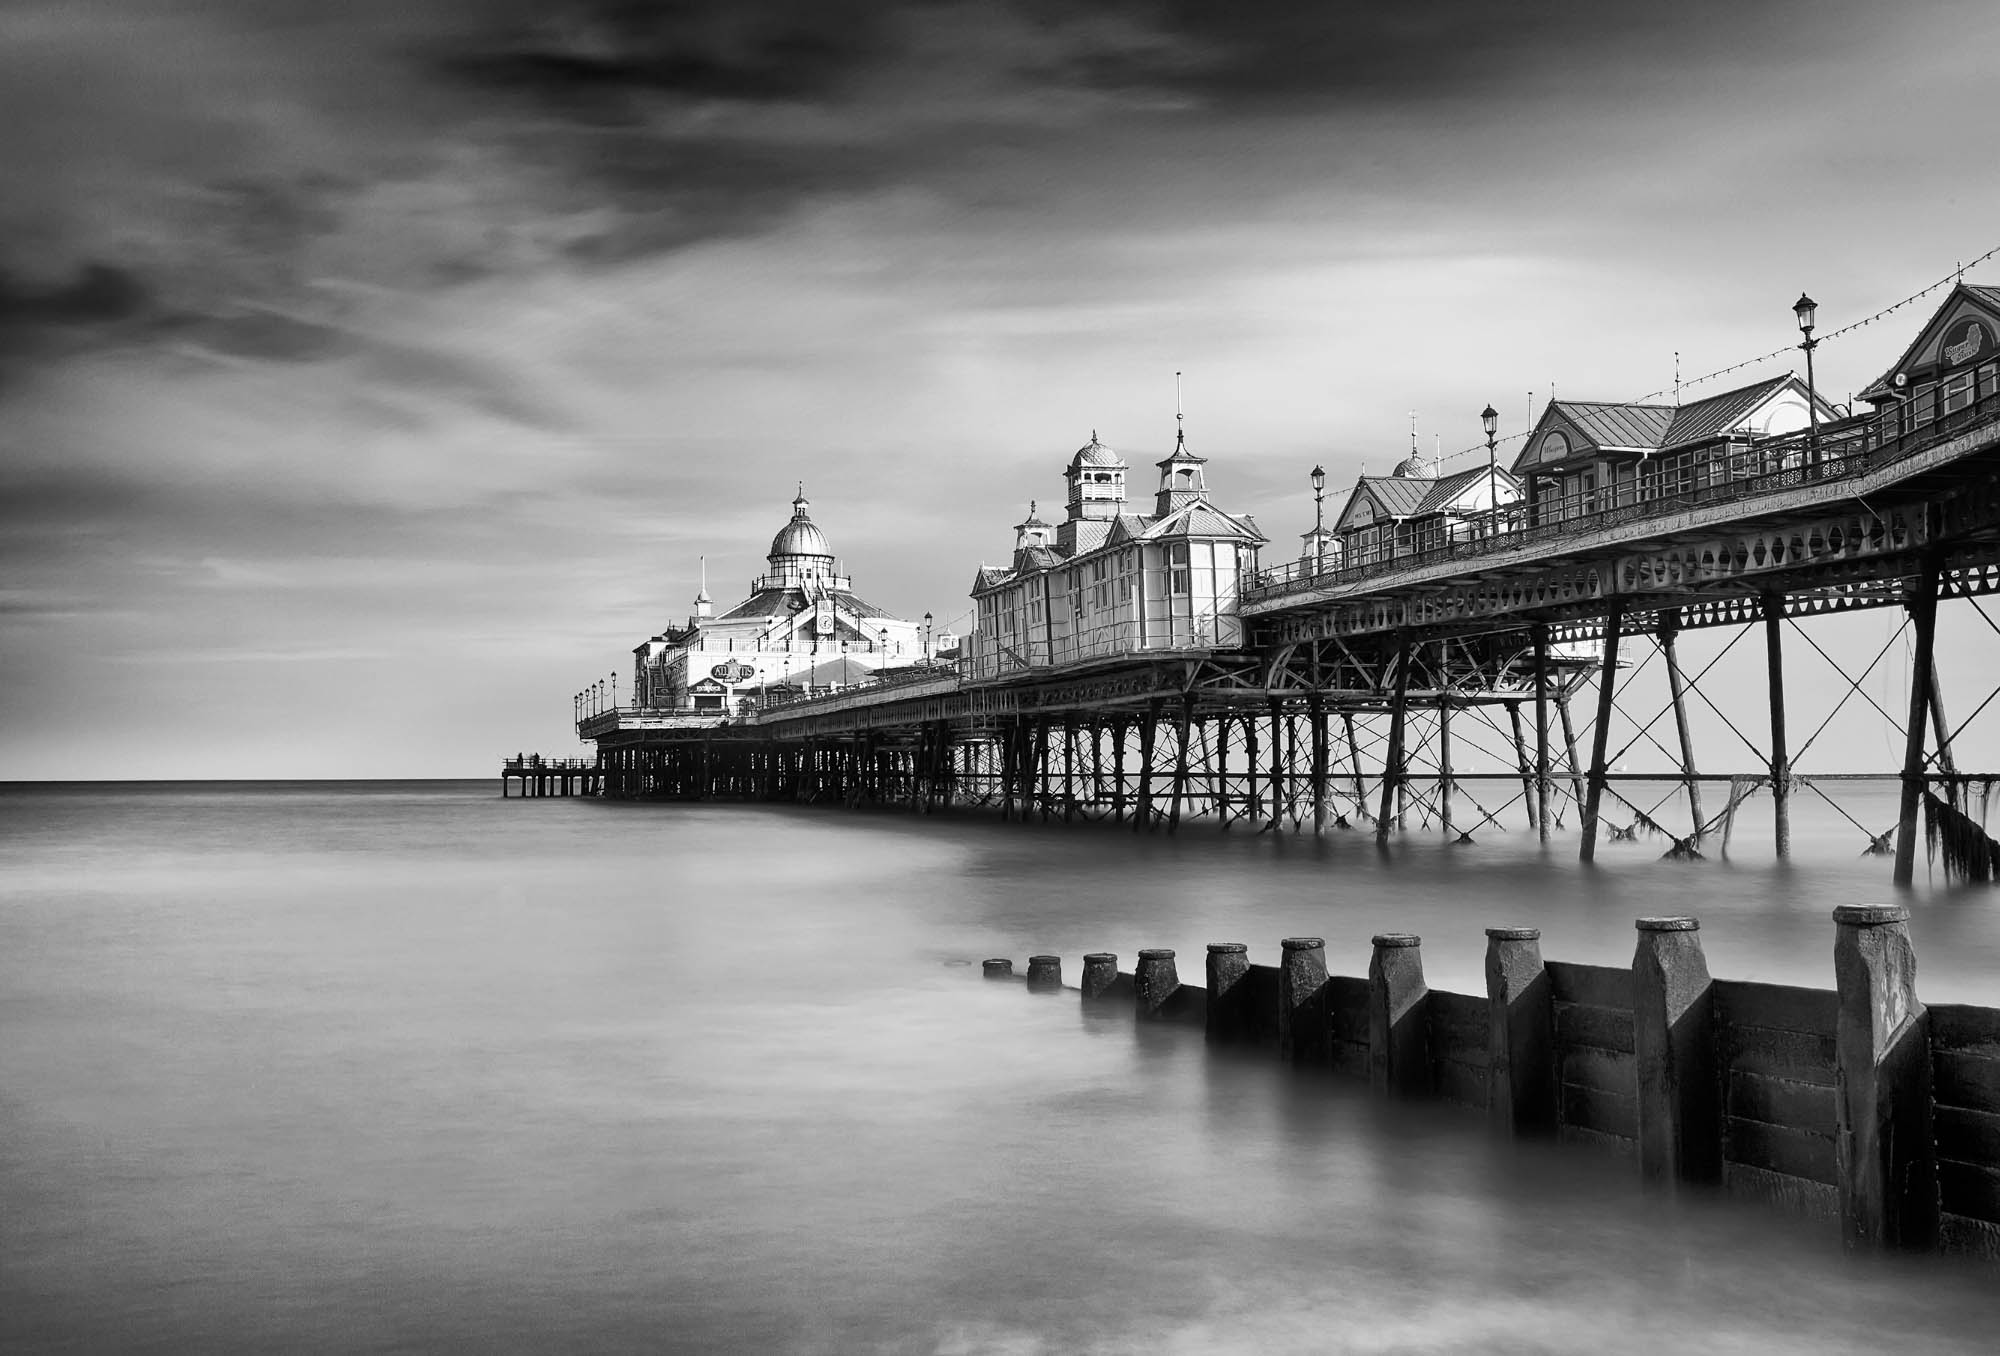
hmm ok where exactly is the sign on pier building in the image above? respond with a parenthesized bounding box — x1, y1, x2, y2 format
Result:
(631, 490, 943, 714)
(965, 430, 1267, 680)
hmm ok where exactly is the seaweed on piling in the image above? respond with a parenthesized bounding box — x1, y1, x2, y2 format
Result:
(1923, 789, 2000, 882)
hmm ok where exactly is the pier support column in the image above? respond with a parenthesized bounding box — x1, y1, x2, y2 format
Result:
(1832, 904, 1937, 1251)
(1278, 937, 1329, 1066)
(1376, 634, 1412, 846)
(1205, 943, 1252, 1043)
(983, 958, 1015, 980)
(1660, 610, 1706, 840)
(1763, 594, 1791, 859)
(1533, 623, 1551, 842)
(1632, 917, 1718, 1190)
(1309, 691, 1329, 833)
(1580, 600, 1625, 863)
(1485, 927, 1554, 1134)
(1894, 557, 1941, 887)
(1368, 933, 1430, 1096)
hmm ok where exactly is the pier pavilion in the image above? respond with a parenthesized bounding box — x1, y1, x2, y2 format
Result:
(625, 489, 934, 717)
(545, 279, 2000, 887)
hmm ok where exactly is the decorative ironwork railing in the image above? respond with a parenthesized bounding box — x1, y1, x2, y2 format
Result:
(1245, 391, 2000, 605)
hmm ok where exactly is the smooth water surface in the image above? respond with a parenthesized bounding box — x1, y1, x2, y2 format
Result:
(4, 781, 1999, 1353)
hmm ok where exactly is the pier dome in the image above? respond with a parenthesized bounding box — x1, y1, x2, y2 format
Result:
(1071, 432, 1121, 469)
(1392, 453, 1436, 479)
(769, 491, 833, 562)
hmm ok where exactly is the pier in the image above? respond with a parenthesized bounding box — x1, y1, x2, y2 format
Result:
(521, 283, 2000, 885)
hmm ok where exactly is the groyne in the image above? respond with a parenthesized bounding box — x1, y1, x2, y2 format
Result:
(989, 906, 2000, 1259)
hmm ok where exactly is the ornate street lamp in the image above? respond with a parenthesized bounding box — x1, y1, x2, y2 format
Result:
(841, 639, 850, 687)
(923, 611, 934, 662)
(1481, 404, 1500, 536)
(1794, 293, 1821, 466)
(1310, 464, 1326, 573)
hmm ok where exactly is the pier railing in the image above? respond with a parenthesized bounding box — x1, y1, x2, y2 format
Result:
(1245, 389, 2000, 605)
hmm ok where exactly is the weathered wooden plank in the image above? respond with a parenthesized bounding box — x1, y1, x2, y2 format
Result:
(1330, 1038, 1369, 1080)
(1712, 978, 1838, 1037)
(1428, 990, 1489, 1066)
(1940, 1211, 2000, 1262)
(1436, 1056, 1489, 1110)
(1547, 960, 1631, 1011)
(1156, 982, 1207, 1027)
(1556, 1123, 1637, 1158)
(1241, 964, 1283, 1047)
(1930, 1002, 2000, 1054)
(1938, 1160, 2000, 1227)
(1722, 1163, 1838, 1222)
(1724, 1116, 1836, 1185)
(1559, 1045, 1636, 1097)
(1560, 1080, 1638, 1140)
(1327, 976, 1369, 1044)
(1724, 1070, 1837, 1136)
(1936, 1104, 2000, 1169)
(1932, 1050, 2000, 1115)
(1718, 1024, 1836, 1086)
(1554, 1000, 1634, 1054)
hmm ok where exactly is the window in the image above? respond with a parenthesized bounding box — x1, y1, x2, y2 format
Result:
(1168, 543, 1190, 595)
(1943, 372, 1973, 415)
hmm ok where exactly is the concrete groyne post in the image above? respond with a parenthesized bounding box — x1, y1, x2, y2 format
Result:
(1134, 949, 1180, 1021)
(1278, 937, 1329, 1066)
(1026, 954, 1063, 993)
(1368, 934, 1431, 1096)
(1080, 953, 1120, 1002)
(1632, 917, 1719, 1189)
(983, 958, 1015, 980)
(1205, 943, 1251, 1042)
(1831, 904, 1938, 1251)
(1485, 927, 1553, 1134)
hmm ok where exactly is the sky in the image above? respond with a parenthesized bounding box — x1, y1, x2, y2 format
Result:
(5, 0, 2000, 778)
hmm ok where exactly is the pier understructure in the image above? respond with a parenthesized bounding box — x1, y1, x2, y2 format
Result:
(555, 302, 2000, 887)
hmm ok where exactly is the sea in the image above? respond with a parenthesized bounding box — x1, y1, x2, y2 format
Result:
(4, 778, 2000, 1354)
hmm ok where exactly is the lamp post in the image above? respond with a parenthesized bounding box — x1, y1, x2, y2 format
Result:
(1794, 293, 1821, 466)
(841, 639, 849, 687)
(1310, 464, 1326, 573)
(923, 611, 934, 663)
(878, 627, 889, 667)
(1481, 404, 1500, 537)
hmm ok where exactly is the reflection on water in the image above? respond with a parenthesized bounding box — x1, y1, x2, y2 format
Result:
(3, 781, 1997, 1353)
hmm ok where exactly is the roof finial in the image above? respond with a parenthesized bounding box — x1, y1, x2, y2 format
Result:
(1674, 351, 1681, 405)
(1029, 499, 1038, 519)
(1410, 409, 1418, 458)
(1175, 371, 1185, 448)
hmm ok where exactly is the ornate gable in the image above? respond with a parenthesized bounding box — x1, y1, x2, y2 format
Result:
(1859, 284, 2000, 402)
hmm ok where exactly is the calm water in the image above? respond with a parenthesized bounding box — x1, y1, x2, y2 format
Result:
(5, 780, 2000, 1353)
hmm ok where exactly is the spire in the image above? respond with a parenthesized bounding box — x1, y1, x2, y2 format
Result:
(691, 554, 713, 621)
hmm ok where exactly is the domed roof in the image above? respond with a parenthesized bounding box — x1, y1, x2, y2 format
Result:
(1392, 454, 1435, 479)
(769, 491, 833, 560)
(1071, 431, 1122, 469)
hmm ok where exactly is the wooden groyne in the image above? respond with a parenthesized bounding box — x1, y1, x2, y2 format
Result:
(990, 906, 2000, 1259)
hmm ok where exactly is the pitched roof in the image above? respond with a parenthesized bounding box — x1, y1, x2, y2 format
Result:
(1556, 400, 1675, 451)
(1142, 502, 1268, 542)
(1858, 283, 2000, 401)
(1413, 465, 1513, 514)
(715, 587, 899, 623)
(1661, 376, 1795, 448)
(1358, 475, 1432, 517)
